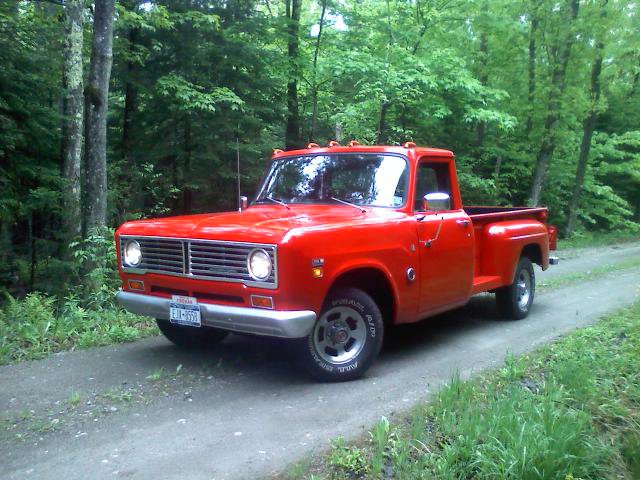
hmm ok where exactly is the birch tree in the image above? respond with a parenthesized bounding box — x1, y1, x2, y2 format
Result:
(61, 0, 84, 241)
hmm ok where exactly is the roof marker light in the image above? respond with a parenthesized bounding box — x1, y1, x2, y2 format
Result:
(348, 140, 360, 147)
(273, 148, 283, 155)
(307, 143, 319, 148)
(328, 141, 340, 147)
(403, 141, 417, 148)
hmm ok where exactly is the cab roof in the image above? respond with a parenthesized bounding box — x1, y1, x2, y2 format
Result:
(271, 143, 454, 160)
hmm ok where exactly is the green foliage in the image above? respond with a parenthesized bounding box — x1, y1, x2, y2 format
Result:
(305, 302, 640, 479)
(156, 74, 244, 114)
(327, 437, 368, 476)
(1, 0, 639, 300)
(69, 227, 120, 308)
(0, 293, 158, 365)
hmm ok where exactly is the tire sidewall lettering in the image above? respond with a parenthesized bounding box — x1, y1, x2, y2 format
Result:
(310, 295, 376, 373)
(307, 335, 334, 372)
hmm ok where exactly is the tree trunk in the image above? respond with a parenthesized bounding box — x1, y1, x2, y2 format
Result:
(61, 0, 84, 242)
(116, 24, 141, 223)
(84, 0, 115, 234)
(182, 118, 193, 214)
(284, 0, 302, 149)
(525, 8, 539, 137)
(565, 34, 605, 236)
(309, 0, 326, 143)
(476, 32, 488, 147)
(528, 0, 579, 206)
(122, 27, 139, 167)
(376, 101, 390, 144)
(335, 122, 343, 143)
(493, 155, 502, 178)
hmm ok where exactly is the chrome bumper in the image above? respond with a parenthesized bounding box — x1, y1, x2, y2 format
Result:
(116, 291, 316, 338)
(549, 256, 559, 265)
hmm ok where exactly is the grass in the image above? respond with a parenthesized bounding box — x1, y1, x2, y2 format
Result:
(558, 230, 640, 250)
(146, 367, 166, 382)
(0, 293, 158, 365)
(68, 391, 81, 407)
(538, 256, 640, 290)
(290, 302, 640, 480)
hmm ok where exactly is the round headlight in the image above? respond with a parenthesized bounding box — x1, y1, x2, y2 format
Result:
(123, 239, 142, 267)
(247, 249, 272, 281)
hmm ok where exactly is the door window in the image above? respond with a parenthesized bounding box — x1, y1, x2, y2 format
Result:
(414, 163, 452, 211)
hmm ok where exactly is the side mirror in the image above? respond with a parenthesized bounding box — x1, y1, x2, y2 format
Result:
(422, 192, 450, 212)
(240, 196, 248, 211)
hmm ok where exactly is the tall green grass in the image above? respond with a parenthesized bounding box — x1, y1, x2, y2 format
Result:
(559, 229, 640, 250)
(302, 302, 640, 480)
(0, 293, 158, 365)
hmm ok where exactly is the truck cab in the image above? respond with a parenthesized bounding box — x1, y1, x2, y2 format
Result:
(116, 143, 557, 381)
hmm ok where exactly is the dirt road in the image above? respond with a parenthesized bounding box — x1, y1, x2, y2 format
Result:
(2, 242, 639, 480)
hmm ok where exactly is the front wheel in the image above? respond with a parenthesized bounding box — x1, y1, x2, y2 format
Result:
(156, 319, 229, 349)
(297, 288, 384, 382)
(496, 256, 535, 319)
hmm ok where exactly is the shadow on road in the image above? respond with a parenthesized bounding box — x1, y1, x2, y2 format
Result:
(116, 293, 515, 386)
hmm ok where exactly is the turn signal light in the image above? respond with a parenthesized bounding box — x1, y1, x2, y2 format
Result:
(312, 267, 324, 278)
(251, 295, 274, 309)
(128, 279, 145, 291)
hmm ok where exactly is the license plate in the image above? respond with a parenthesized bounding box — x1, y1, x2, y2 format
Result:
(169, 295, 201, 327)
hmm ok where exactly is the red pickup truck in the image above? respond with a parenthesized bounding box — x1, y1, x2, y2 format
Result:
(116, 143, 558, 381)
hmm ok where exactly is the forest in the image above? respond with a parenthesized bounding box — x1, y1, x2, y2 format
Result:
(1, 0, 639, 307)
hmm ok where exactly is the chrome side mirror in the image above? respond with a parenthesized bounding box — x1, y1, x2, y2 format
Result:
(423, 192, 450, 212)
(240, 196, 248, 211)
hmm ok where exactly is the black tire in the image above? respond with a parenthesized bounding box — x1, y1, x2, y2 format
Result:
(156, 319, 229, 349)
(297, 287, 384, 382)
(496, 256, 535, 320)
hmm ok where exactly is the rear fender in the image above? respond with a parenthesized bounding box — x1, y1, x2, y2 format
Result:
(481, 220, 550, 284)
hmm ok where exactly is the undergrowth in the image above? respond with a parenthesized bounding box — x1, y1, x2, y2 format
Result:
(292, 302, 640, 480)
(0, 293, 157, 365)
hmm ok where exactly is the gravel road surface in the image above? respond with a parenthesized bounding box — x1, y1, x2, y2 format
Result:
(1, 241, 639, 480)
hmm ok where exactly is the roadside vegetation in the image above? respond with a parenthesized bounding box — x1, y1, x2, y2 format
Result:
(538, 256, 640, 291)
(290, 302, 640, 480)
(0, 294, 157, 365)
(558, 230, 640, 250)
(0, 230, 158, 365)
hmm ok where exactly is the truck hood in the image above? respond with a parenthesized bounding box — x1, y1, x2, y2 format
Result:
(116, 205, 404, 244)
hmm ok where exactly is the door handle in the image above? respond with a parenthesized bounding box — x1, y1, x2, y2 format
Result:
(456, 219, 470, 227)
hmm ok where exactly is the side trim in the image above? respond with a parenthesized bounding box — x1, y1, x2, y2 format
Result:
(116, 291, 316, 339)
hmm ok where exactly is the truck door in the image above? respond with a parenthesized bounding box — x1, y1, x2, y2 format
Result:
(414, 159, 474, 314)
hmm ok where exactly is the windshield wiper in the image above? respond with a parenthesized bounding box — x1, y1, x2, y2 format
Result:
(263, 195, 291, 210)
(330, 197, 367, 213)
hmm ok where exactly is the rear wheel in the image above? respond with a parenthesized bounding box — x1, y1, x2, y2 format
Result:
(156, 319, 229, 348)
(496, 256, 535, 319)
(297, 287, 384, 382)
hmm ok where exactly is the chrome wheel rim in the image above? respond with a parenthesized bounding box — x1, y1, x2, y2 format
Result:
(312, 306, 367, 364)
(516, 270, 531, 310)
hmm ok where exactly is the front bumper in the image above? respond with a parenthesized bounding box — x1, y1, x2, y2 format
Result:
(116, 291, 316, 338)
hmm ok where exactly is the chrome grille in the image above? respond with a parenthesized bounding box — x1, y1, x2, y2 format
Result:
(120, 236, 277, 288)
(134, 237, 184, 274)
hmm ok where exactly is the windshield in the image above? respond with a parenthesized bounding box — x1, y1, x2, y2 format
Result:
(255, 154, 409, 207)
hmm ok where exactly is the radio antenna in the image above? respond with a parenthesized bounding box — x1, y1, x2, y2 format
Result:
(236, 134, 241, 212)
